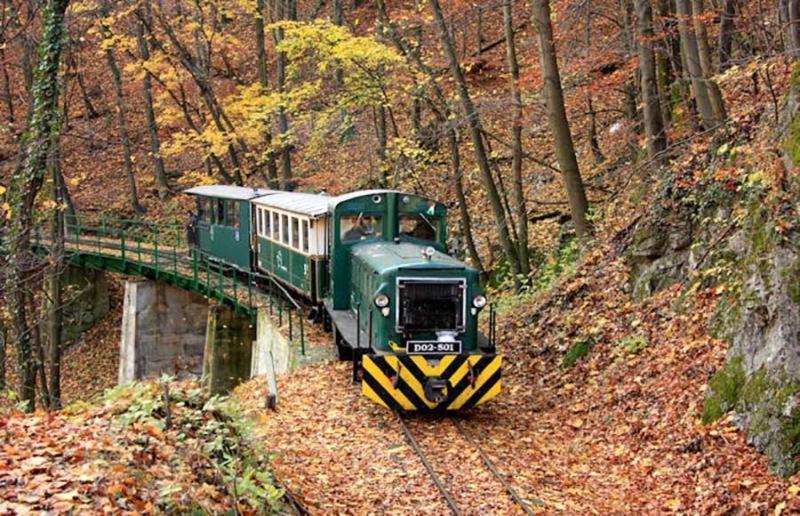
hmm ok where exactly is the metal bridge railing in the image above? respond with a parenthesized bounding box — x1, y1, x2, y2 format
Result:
(32, 219, 305, 354)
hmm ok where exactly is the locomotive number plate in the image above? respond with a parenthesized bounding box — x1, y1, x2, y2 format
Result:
(406, 341, 462, 354)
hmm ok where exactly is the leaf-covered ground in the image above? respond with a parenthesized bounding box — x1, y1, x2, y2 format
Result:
(234, 243, 800, 513)
(0, 381, 285, 513)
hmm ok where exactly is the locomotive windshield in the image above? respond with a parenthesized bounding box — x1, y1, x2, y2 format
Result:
(398, 279, 465, 332)
(399, 214, 439, 242)
(341, 214, 383, 242)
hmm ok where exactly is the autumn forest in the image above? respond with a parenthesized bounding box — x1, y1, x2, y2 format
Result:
(2, 0, 800, 512)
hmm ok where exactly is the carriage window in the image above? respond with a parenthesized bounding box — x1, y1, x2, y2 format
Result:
(399, 214, 439, 242)
(261, 209, 267, 236)
(302, 220, 310, 253)
(270, 212, 277, 240)
(197, 198, 212, 225)
(291, 217, 300, 249)
(263, 210, 271, 239)
(225, 201, 239, 228)
(340, 214, 383, 242)
(216, 200, 225, 224)
(281, 214, 289, 245)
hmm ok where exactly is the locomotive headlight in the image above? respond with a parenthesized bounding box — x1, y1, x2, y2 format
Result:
(424, 246, 436, 257)
(374, 294, 390, 308)
(473, 294, 488, 309)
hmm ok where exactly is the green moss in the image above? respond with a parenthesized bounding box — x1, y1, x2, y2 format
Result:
(785, 262, 800, 304)
(740, 369, 770, 407)
(618, 334, 648, 355)
(562, 339, 591, 368)
(702, 356, 746, 423)
(736, 370, 800, 476)
(785, 114, 800, 169)
(791, 62, 800, 89)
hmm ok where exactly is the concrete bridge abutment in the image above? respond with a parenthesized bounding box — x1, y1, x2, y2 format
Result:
(202, 305, 255, 395)
(118, 279, 208, 383)
(119, 280, 301, 398)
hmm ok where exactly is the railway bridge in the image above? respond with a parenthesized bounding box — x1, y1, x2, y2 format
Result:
(32, 216, 310, 395)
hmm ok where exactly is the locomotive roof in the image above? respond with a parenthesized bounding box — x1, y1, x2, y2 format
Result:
(330, 190, 441, 209)
(184, 185, 275, 200)
(252, 191, 331, 217)
(350, 241, 465, 272)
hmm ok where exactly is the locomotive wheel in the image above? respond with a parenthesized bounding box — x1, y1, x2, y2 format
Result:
(333, 326, 352, 361)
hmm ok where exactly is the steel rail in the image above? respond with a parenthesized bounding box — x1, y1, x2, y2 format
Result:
(450, 417, 534, 515)
(395, 412, 462, 516)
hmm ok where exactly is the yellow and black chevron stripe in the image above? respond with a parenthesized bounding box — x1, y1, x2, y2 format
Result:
(362, 354, 502, 411)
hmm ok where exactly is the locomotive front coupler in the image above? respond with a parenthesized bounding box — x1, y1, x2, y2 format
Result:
(424, 377, 448, 404)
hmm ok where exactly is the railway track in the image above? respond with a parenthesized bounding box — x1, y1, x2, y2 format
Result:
(395, 412, 534, 515)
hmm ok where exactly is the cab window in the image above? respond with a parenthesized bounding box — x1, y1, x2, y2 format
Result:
(302, 220, 310, 253)
(399, 214, 439, 242)
(341, 214, 383, 242)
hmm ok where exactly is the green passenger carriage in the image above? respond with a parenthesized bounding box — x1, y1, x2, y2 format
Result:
(185, 185, 271, 270)
(185, 185, 502, 411)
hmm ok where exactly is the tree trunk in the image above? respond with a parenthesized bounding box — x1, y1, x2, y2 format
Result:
(622, 0, 641, 135)
(718, 0, 736, 69)
(5, 0, 71, 412)
(532, 0, 591, 241)
(105, 48, 145, 214)
(274, 0, 292, 189)
(30, 290, 50, 410)
(0, 7, 14, 128)
(0, 316, 6, 391)
(45, 133, 63, 409)
(428, 0, 522, 278)
(691, 0, 726, 121)
(67, 51, 100, 120)
(102, 1, 144, 214)
(656, 0, 675, 126)
(448, 129, 485, 274)
(138, 0, 169, 199)
(637, 0, 668, 159)
(503, 0, 530, 276)
(375, 106, 388, 186)
(788, 0, 800, 59)
(584, 2, 605, 164)
(675, 0, 719, 129)
(256, 0, 278, 187)
(374, 16, 389, 187)
(56, 165, 77, 226)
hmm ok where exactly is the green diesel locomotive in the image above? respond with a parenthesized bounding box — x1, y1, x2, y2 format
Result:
(186, 185, 501, 411)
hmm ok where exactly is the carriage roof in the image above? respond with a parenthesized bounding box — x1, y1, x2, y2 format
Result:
(185, 186, 443, 217)
(184, 185, 275, 200)
(251, 192, 331, 218)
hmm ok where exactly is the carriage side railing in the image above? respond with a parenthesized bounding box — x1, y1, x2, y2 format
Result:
(31, 219, 305, 354)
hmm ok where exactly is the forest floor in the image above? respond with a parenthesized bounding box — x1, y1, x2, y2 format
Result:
(232, 243, 800, 514)
(5, 245, 798, 513)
